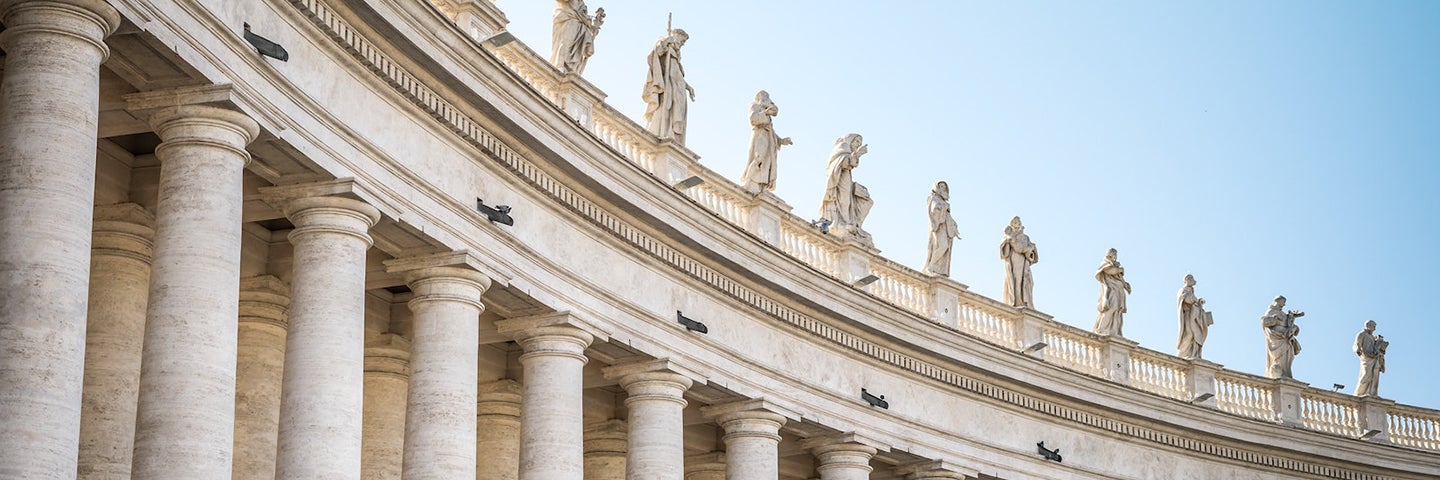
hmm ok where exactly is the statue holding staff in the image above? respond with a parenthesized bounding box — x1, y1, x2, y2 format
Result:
(642, 17, 694, 144)
(1261, 296, 1304, 379)
(1176, 274, 1213, 359)
(549, 0, 605, 74)
(1353, 320, 1388, 397)
(740, 90, 791, 193)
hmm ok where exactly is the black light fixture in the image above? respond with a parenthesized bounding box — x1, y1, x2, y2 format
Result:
(1021, 342, 1048, 354)
(810, 218, 832, 234)
(1359, 429, 1383, 440)
(1037, 442, 1062, 462)
(672, 175, 704, 190)
(243, 23, 289, 62)
(851, 274, 880, 288)
(481, 31, 517, 49)
(1332, 384, 1345, 392)
(476, 198, 514, 226)
(676, 311, 707, 334)
(1192, 393, 1214, 403)
(861, 388, 888, 409)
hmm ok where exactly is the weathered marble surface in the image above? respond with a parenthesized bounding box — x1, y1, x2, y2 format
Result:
(1093, 248, 1131, 337)
(1000, 216, 1038, 308)
(820, 134, 873, 243)
(549, 0, 603, 74)
(1177, 274, 1212, 360)
(642, 28, 694, 144)
(1261, 296, 1304, 379)
(740, 90, 791, 193)
(1353, 320, 1387, 397)
(923, 181, 959, 277)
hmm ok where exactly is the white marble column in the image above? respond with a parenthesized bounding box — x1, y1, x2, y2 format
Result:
(684, 452, 726, 480)
(476, 380, 523, 480)
(131, 104, 260, 480)
(603, 360, 694, 480)
(275, 196, 381, 480)
(393, 261, 491, 480)
(895, 460, 975, 480)
(583, 420, 627, 480)
(496, 313, 601, 480)
(0, 1, 120, 477)
(363, 334, 411, 480)
(232, 276, 291, 480)
(701, 401, 790, 480)
(801, 435, 878, 480)
(76, 204, 155, 480)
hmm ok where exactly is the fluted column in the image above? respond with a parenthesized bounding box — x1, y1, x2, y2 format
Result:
(476, 380, 523, 480)
(275, 195, 381, 480)
(496, 313, 602, 480)
(684, 452, 726, 480)
(392, 260, 491, 480)
(701, 401, 791, 480)
(583, 420, 626, 480)
(603, 360, 694, 480)
(131, 104, 260, 480)
(362, 334, 410, 480)
(801, 435, 879, 480)
(0, 1, 121, 477)
(232, 276, 291, 480)
(76, 204, 155, 480)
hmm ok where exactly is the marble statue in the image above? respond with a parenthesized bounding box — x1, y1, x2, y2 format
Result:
(1092, 248, 1131, 337)
(819, 134, 873, 242)
(999, 216, 1038, 308)
(1353, 320, 1388, 397)
(739, 91, 791, 193)
(1261, 296, 1304, 379)
(923, 181, 959, 277)
(642, 27, 694, 144)
(1176, 274, 1213, 359)
(549, 0, 604, 75)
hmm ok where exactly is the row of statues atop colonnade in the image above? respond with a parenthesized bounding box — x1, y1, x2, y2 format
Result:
(547, 2, 1391, 399)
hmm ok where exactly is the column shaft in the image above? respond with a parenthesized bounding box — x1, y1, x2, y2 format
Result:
(77, 204, 155, 480)
(362, 335, 410, 480)
(811, 443, 877, 480)
(0, 1, 120, 477)
(131, 105, 259, 480)
(510, 325, 593, 480)
(476, 380, 522, 480)
(583, 420, 626, 480)
(401, 267, 490, 480)
(232, 276, 290, 480)
(275, 196, 380, 480)
(716, 412, 785, 480)
(613, 369, 692, 480)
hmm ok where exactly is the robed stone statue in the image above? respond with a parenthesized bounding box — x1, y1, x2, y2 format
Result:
(819, 134, 873, 243)
(1000, 216, 1038, 308)
(1261, 296, 1304, 379)
(1092, 248, 1131, 337)
(1353, 320, 1388, 397)
(740, 91, 791, 193)
(923, 181, 959, 276)
(1176, 274, 1213, 359)
(642, 27, 694, 144)
(549, 0, 604, 74)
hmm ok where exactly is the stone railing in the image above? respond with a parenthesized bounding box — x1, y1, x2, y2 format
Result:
(464, 11, 1440, 451)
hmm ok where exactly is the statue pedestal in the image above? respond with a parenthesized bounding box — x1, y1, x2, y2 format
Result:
(834, 238, 879, 285)
(1185, 359, 1223, 409)
(1017, 308, 1052, 359)
(925, 277, 968, 329)
(557, 74, 606, 128)
(741, 191, 791, 245)
(1271, 377, 1310, 427)
(1358, 396, 1395, 443)
(1100, 336, 1139, 386)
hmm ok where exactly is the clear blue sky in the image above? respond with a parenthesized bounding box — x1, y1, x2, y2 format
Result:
(498, 1, 1440, 409)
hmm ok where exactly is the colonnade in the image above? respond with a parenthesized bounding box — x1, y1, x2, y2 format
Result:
(0, 2, 985, 479)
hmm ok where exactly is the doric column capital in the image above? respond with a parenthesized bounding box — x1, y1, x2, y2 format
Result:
(386, 251, 494, 311)
(603, 359, 696, 408)
(364, 333, 411, 378)
(496, 311, 602, 362)
(701, 399, 793, 442)
(0, 0, 122, 57)
(894, 460, 976, 480)
(477, 379, 523, 418)
(239, 275, 290, 328)
(142, 104, 260, 165)
(280, 196, 382, 247)
(92, 203, 155, 263)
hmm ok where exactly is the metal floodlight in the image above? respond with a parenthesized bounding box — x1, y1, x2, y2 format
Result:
(243, 23, 289, 62)
(481, 31, 517, 49)
(476, 198, 514, 226)
(676, 310, 708, 334)
(1332, 384, 1345, 392)
(809, 218, 832, 234)
(1037, 442, 1063, 462)
(1359, 429, 1383, 440)
(672, 175, 704, 190)
(861, 388, 889, 409)
(852, 274, 880, 288)
(1021, 342, 1048, 355)
(1192, 393, 1214, 403)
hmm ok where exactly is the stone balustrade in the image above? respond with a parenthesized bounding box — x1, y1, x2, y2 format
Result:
(468, 8, 1440, 451)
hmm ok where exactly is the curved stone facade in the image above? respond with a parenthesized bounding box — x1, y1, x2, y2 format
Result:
(0, 0, 1436, 479)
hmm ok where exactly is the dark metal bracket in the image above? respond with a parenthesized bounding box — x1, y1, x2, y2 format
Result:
(676, 311, 708, 334)
(243, 24, 289, 62)
(861, 388, 889, 409)
(477, 198, 514, 226)
(1037, 442, 1062, 462)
